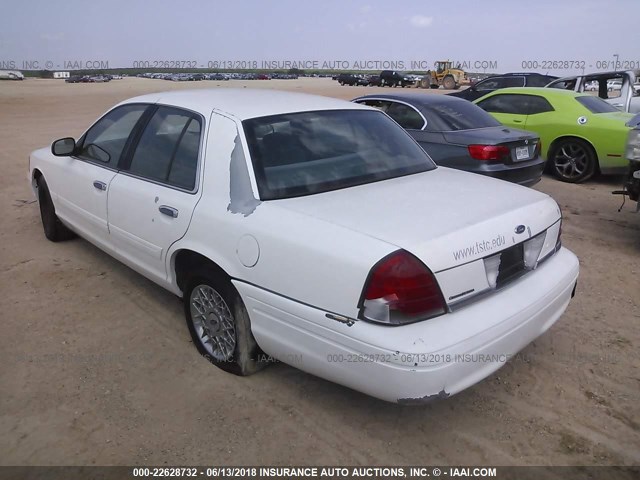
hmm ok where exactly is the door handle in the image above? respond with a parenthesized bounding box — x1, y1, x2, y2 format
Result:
(159, 205, 178, 218)
(513, 119, 523, 123)
(93, 180, 107, 191)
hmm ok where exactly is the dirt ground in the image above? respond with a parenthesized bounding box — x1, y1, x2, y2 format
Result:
(0, 78, 639, 467)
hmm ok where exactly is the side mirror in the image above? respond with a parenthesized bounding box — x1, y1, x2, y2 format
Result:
(51, 137, 76, 156)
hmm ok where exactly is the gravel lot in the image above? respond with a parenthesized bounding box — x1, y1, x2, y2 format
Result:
(0, 78, 639, 467)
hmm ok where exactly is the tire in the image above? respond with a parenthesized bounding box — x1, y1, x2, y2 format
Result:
(443, 76, 456, 90)
(36, 176, 76, 242)
(549, 138, 597, 183)
(184, 270, 266, 376)
(339, 81, 344, 86)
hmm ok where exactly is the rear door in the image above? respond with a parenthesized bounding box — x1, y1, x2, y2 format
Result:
(107, 105, 205, 284)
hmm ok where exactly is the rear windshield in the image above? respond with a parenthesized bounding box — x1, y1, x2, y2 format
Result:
(424, 101, 501, 131)
(243, 109, 436, 200)
(576, 96, 619, 113)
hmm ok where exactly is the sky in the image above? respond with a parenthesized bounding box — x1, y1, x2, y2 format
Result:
(1, 0, 640, 74)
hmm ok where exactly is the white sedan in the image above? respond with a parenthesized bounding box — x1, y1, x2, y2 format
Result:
(29, 89, 579, 404)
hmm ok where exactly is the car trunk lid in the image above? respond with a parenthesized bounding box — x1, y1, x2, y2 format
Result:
(271, 167, 560, 274)
(443, 127, 540, 163)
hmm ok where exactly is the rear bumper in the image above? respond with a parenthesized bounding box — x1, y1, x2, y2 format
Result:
(235, 247, 579, 403)
(477, 159, 546, 187)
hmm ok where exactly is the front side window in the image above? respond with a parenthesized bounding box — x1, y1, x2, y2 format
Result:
(127, 106, 202, 190)
(78, 104, 147, 166)
(356, 99, 392, 112)
(475, 78, 502, 91)
(243, 110, 436, 200)
(477, 94, 530, 115)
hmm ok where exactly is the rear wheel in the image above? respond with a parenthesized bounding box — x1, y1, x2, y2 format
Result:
(184, 270, 266, 376)
(37, 176, 75, 242)
(549, 138, 597, 183)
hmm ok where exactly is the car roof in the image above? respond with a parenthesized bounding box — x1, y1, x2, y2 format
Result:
(353, 93, 471, 109)
(121, 88, 371, 120)
(479, 87, 585, 98)
(502, 72, 555, 76)
(550, 71, 633, 82)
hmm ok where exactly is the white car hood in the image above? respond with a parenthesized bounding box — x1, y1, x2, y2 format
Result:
(270, 167, 560, 272)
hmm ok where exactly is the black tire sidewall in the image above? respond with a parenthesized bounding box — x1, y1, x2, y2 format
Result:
(37, 178, 59, 240)
(550, 139, 596, 183)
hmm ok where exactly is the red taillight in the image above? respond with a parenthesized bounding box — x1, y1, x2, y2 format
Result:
(360, 250, 446, 325)
(535, 140, 542, 157)
(468, 144, 510, 161)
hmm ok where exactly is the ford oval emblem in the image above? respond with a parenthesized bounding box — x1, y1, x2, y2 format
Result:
(515, 225, 526, 234)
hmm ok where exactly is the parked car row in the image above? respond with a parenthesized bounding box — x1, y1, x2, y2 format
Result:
(336, 71, 433, 88)
(65, 74, 118, 83)
(29, 88, 579, 404)
(136, 72, 299, 81)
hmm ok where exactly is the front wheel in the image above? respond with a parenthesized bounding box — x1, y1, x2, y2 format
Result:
(184, 271, 266, 376)
(549, 138, 597, 183)
(443, 76, 456, 90)
(37, 176, 76, 242)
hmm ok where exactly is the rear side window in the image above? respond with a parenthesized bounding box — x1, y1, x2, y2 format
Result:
(424, 101, 501, 131)
(386, 102, 425, 130)
(477, 94, 530, 114)
(502, 76, 526, 87)
(575, 96, 620, 113)
(527, 96, 555, 114)
(127, 106, 202, 190)
(78, 104, 147, 167)
(526, 76, 554, 87)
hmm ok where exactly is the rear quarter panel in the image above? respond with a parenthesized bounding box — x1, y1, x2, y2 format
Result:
(168, 111, 395, 319)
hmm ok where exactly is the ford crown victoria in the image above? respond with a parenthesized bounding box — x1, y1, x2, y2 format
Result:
(29, 89, 579, 403)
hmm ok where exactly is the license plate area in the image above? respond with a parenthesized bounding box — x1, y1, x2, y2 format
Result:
(515, 145, 530, 161)
(496, 243, 525, 287)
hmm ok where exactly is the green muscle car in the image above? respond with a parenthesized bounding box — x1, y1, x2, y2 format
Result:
(474, 87, 638, 183)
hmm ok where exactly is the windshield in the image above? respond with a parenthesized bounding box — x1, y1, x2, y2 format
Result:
(424, 101, 501, 131)
(243, 109, 436, 200)
(576, 96, 620, 113)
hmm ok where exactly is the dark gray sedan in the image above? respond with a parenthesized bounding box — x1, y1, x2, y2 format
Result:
(352, 93, 545, 186)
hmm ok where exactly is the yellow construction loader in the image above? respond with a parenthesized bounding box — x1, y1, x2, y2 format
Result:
(418, 61, 467, 90)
